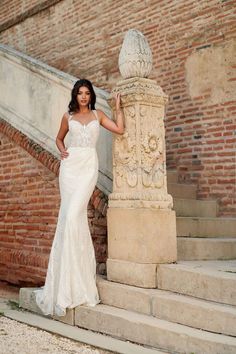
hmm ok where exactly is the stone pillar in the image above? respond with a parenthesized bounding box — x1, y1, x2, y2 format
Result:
(107, 30, 177, 288)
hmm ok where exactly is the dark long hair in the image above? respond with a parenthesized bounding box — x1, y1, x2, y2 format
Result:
(68, 79, 96, 113)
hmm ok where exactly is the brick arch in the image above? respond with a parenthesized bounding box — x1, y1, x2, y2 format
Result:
(0, 118, 108, 286)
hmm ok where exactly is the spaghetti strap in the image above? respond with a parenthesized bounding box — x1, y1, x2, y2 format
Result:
(92, 110, 99, 122)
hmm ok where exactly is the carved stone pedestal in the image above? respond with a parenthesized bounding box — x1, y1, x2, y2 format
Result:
(107, 76, 177, 288)
(107, 30, 177, 288)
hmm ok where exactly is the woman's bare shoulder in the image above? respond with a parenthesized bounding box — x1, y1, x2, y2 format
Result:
(59, 112, 70, 128)
(95, 109, 103, 115)
(96, 109, 108, 119)
(94, 109, 103, 122)
(62, 112, 70, 121)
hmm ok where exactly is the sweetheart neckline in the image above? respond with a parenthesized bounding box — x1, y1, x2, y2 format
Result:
(69, 119, 99, 128)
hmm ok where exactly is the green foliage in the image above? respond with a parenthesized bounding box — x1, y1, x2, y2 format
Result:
(6, 300, 20, 310)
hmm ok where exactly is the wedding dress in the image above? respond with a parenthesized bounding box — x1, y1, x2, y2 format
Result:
(34, 110, 100, 317)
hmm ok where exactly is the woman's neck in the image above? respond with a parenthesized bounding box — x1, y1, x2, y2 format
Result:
(79, 107, 90, 114)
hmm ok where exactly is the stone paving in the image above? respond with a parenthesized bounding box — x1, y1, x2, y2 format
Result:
(0, 281, 113, 354)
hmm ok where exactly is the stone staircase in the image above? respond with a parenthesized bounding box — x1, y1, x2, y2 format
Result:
(168, 170, 236, 262)
(75, 271, 236, 354)
(20, 170, 236, 354)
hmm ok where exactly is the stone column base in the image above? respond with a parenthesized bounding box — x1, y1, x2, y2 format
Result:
(107, 258, 157, 288)
(107, 207, 177, 288)
(107, 207, 177, 263)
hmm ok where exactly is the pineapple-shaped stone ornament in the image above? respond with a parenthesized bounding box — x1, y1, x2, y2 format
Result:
(118, 29, 153, 79)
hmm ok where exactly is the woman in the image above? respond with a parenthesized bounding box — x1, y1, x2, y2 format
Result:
(35, 79, 124, 317)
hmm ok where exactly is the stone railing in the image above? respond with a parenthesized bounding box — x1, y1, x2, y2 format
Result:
(0, 44, 112, 194)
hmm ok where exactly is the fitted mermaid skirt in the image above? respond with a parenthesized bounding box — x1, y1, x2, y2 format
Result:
(35, 146, 100, 316)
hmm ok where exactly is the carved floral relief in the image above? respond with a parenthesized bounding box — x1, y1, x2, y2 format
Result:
(140, 105, 166, 189)
(113, 106, 137, 191)
(109, 78, 172, 209)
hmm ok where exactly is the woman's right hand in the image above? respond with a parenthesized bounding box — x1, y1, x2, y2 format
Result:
(115, 92, 121, 111)
(60, 149, 69, 160)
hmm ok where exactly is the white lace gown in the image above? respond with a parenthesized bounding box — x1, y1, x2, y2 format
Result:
(35, 110, 100, 316)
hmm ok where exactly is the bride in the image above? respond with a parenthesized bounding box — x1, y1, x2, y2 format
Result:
(35, 79, 124, 317)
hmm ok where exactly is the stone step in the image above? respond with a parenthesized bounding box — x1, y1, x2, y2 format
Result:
(157, 260, 236, 306)
(19, 287, 75, 325)
(176, 216, 236, 237)
(173, 198, 218, 217)
(97, 276, 236, 337)
(4, 309, 166, 354)
(75, 304, 236, 354)
(167, 182, 197, 199)
(177, 237, 236, 260)
(166, 170, 178, 183)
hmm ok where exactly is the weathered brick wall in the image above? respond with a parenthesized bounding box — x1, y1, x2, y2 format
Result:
(0, 0, 62, 32)
(0, 120, 107, 286)
(0, 0, 235, 216)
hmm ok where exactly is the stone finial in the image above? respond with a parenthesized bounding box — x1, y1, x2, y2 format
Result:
(118, 29, 153, 79)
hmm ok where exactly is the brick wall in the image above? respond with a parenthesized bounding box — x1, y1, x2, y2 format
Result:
(0, 0, 235, 216)
(0, 0, 62, 32)
(0, 120, 107, 286)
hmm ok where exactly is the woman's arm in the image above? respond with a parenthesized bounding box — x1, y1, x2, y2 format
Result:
(98, 93, 125, 135)
(56, 113, 69, 159)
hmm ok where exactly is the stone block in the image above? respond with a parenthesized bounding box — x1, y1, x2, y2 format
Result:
(157, 261, 236, 306)
(167, 183, 197, 199)
(107, 258, 157, 288)
(173, 198, 217, 217)
(177, 217, 236, 237)
(52, 309, 74, 325)
(19, 287, 74, 325)
(19, 287, 44, 315)
(97, 276, 151, 314)
(152, 291, 236, 337)
(107, 208, 177, 264)
(177, 237, 236, 260)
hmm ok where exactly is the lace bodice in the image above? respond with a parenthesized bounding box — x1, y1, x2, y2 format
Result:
(67, 110, 100, 148)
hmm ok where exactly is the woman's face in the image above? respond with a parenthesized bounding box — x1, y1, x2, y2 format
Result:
(77, 86, 91, 108)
